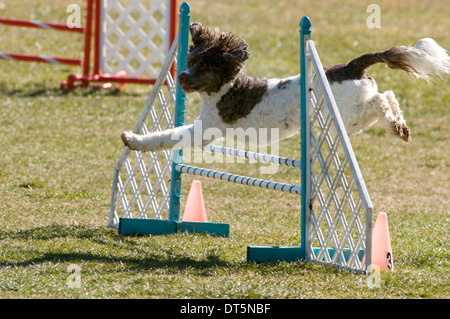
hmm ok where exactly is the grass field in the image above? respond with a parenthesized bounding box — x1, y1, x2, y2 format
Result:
(0, 0, 448, 299)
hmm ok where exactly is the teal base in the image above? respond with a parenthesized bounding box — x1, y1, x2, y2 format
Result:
(247, 246, 305, 262)
(118, 217, 230, 237)
(247, 246, 365, 263)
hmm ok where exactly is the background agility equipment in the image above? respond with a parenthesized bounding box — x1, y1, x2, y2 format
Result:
(0, 0, 177, 89)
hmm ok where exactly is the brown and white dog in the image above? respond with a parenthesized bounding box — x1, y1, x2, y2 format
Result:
(121, 23, 449, 152)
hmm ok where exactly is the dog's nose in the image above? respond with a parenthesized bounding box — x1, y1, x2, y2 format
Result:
(178, 71, 189, 84)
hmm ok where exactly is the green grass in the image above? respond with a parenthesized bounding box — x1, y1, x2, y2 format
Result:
(0, 0, 448, 299)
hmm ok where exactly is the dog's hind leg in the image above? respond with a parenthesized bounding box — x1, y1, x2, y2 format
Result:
(366, 91, 411, 142)
(384, 90, 411, 141)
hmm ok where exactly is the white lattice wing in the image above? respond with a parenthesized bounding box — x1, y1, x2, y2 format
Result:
(306, 40, 373, 272)
(109, 37, 178, 228)
(101, 0, 171, 78)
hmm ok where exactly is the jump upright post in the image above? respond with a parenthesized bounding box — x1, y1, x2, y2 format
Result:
(109, 3, 374, 273)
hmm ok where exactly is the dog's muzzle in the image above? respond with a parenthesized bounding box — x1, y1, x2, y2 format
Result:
(177, 71, 196, 92)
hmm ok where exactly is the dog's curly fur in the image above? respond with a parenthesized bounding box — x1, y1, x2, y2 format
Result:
(122, 22, 450, 152)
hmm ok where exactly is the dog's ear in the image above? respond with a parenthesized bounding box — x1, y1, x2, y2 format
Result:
(230, 41, 250, 63)
(223, 37, 250, 64)
(189, 22, 213, 47)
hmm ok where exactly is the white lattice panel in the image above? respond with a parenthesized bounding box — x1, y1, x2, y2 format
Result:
(109, 37, 178, 227)
(306, 40, 373, 272)
(101, 0, 172, 78)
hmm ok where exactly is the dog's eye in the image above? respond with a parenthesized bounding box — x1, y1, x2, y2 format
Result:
(186, 58, 194, 68)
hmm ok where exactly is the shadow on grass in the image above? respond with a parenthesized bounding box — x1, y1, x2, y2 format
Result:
(0, 251, 229, 274)
(0, 224, 119, 246)
(0, 224, 237, 273)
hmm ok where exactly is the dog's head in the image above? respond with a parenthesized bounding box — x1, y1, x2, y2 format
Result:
(177, 22, 250, 94)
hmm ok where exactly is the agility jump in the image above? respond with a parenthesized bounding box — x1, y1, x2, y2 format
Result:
(110, 2, 377, 273)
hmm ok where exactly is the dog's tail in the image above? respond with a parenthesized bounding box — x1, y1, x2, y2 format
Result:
(347, 38, 450, 82)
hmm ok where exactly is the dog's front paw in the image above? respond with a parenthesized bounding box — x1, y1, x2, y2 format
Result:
(121, 131, 138, 149)
(392, 122, 411, 142)
(400, 125, 411, 142)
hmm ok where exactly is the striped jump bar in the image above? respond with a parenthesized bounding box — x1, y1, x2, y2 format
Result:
(175, 164, 301, 195)
(0, 18, 84, 33)
(0, 52, 81, 65)
(203, 145, 301, 169)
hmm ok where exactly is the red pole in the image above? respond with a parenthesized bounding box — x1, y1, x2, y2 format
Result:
(169, 0, 177, 45)
(92, 0, 102, 76)
(169, 0, 178, 79)
(81, 0, 94, 85)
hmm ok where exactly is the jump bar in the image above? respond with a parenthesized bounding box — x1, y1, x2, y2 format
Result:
(175, 164, 301, 195)
(0, 52, 81, 65)
(0, 18, 84, 33)
(202, 145, 301, 169)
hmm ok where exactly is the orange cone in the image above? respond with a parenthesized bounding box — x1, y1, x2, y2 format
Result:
(182, 180, 207, 222)
(362, 212, 393, 271)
